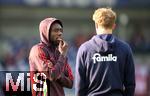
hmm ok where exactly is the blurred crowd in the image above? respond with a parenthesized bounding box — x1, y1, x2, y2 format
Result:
(129, 25, 150, 54)
(0, 31, 150, 96)
(0, 36, 38, 71)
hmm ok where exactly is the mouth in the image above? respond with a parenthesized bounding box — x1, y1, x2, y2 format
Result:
(56, 37, 63, 41)
(55, 38, 63, 44)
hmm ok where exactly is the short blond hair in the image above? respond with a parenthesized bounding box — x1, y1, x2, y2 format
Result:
(92, 8, 116, 29)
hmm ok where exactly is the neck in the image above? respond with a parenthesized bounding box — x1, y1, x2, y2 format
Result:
(96, 27, 112, 35)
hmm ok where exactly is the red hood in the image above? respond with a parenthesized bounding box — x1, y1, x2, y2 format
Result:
(39, 17, 63, 46)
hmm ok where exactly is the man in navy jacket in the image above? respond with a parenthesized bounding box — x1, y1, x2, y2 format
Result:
(75, 8, 135, 96)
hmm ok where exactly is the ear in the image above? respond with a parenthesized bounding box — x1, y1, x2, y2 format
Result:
(112, 24, 116, 30)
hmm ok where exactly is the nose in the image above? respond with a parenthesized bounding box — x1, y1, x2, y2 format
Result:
(58, 31, 62, 36)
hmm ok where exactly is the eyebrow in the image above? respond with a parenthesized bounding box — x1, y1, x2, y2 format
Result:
(52, 28, 63, 32)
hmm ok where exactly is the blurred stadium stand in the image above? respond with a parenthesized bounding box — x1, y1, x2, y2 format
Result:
(0, 0, 150, 96)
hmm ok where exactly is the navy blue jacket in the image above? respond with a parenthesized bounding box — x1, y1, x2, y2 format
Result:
(75, 34, 135, 96)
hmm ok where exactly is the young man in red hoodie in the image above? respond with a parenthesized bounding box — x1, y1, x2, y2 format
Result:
(29, 17, 73, 96)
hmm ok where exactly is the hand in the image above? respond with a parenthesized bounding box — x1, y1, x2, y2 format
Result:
(58, 39, 68, 56)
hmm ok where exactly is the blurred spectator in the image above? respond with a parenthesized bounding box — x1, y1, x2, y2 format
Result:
(129, 24, 150, 53)
(135, 64, 149, 96)
(148, 69, 150, 96)
(67, 33, 88, 75)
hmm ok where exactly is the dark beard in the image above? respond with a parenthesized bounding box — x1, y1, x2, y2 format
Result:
(50, 40, 59, 48)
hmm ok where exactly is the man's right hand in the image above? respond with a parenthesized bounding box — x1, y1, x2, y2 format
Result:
(58, 39, 68, 56)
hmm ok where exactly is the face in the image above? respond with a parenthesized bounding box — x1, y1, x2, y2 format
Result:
(49, 23, 63, 45)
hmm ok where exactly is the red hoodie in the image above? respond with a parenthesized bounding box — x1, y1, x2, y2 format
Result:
(29, 18, 73, 96)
